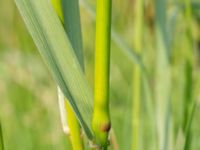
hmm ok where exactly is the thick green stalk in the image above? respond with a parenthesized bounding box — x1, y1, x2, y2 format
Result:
(52, 0, 85, 149)
(92, 0, 112, 148)
(132, 0, 144, 150)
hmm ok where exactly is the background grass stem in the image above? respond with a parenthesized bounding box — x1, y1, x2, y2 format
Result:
(0, 121, 4, 150)
(132, 0, 144, 149)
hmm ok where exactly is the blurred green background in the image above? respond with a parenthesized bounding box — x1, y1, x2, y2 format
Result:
(0, 0, 200, 150)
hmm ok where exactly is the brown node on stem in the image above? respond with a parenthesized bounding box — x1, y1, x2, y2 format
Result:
(100, 122, 111, 132)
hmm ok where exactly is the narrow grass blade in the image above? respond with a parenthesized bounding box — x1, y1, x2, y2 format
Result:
(184, 101, 197, 150)
(132, 0, 144, 149)
(142, 76, 157, 150)
(182, 1, 195, 149)
(54, 0, 85, 149)
(0, 121, 4, 150)
(15, 0, 94, 139)
(155, 0, 172, 149)
(111, 31, 148, 75)
(62, 0, 84, 70)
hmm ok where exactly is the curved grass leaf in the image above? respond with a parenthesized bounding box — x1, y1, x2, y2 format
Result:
(15, 0, 94, 139)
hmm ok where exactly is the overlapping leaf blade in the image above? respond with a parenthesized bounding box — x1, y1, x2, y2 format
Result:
(15, 0, 93, 139)
(62, 0, 85, 70)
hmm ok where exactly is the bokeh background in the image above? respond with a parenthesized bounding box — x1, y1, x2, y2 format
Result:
(0, 0, 200, 150)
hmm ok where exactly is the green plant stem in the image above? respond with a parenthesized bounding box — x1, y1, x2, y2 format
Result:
(80, 0, 147, 75)
(132, 0, 144, 150)
(65, 100, 84, 150)
(92, 0, 112, 149)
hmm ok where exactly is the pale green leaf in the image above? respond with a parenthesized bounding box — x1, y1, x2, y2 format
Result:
(155, 0, 172, 149)
(15, 0, 93, 139)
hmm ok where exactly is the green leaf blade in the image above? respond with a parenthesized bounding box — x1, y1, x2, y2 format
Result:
(62, 0, 85, 70)
(15, 0, 93, 139)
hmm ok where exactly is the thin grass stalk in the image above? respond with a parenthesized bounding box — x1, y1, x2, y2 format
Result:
(79, 0, 147, 75)
(65, 100, 84, 150)
(57, 84, 84, 150)
(183, 0, 194, 149)
(184, 100, 197, 150)
(52, 0, 85, 149)
(132, 0, 144, 149)
(92, 0, 112, 148)
(183, 62, 193, 150)
(0, 121, 4, 150)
